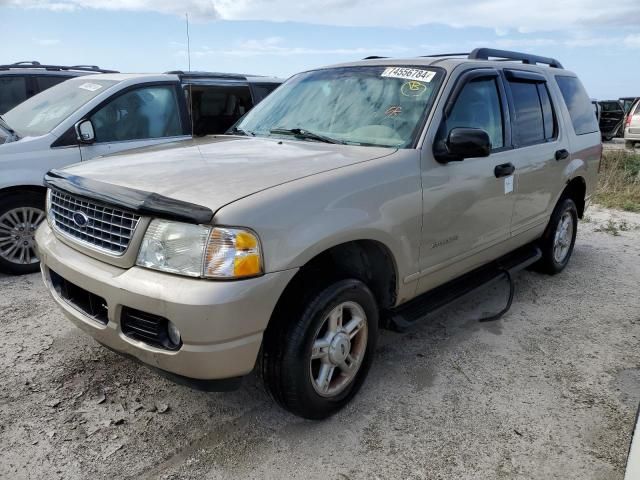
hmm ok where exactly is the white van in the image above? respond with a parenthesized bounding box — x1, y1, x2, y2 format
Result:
(0, 72, 281, 273)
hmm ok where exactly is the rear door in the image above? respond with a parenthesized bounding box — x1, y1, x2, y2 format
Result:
(79, 82, 189, 160)
(599, 101, 625, 138)
(504, 69, 570, 236)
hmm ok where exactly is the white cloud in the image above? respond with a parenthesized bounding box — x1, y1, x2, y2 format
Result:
(175, 36, 410, 58)
(33, 37, 61, 46)
(3, 0, 640, 32)
(624, 34, 640, 49)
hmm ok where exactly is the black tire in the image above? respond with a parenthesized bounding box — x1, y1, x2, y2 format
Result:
(261, 279, 378, 419)
(625, 140, 635, 149)
(0, 191, 46, 275)
(535, 197, 578, 275)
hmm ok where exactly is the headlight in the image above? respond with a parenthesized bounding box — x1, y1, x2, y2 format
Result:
(136, 219, 263, 279)
(45, 189, 54, 227)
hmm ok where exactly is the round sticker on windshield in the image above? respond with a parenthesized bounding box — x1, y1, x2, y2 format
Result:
(401, 81, 427, 97)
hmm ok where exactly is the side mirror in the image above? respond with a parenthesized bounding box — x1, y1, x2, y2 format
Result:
(435, 127, 492, 163)
(75, 120, 95, 144)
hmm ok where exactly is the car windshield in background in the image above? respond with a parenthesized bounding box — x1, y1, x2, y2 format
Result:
(235, 66, 443, 148)
(3, 78, 118, 138)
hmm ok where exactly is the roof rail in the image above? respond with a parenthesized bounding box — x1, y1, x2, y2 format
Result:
(421, 53, 469, 58)
(0, 63, 118, 73)
(468, 48, 564, 69)
(362, 56, 388, 60)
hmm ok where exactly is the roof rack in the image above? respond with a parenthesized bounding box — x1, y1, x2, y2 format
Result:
(468, 48, 563, 69)
(362, 56, 389, 60)
(421, 53, 469, 58)
(0, 62, 118, 73)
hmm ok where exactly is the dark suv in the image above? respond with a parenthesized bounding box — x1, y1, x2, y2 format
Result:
(0, 61, 118, 114)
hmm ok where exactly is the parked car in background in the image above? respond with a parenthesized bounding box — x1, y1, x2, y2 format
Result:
(598, 99, 625, 140)
(0, 71, 282, 273)
(36, 48, 600, 419)
(624, 98, 640, 148)
(0, 61, 117, 114)
(620, 97, 640, 115)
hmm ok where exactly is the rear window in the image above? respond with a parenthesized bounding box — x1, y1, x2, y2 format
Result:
(0, 76, 28, 114)
(555, 76, 599, 135)
(600, 101, 623, 113)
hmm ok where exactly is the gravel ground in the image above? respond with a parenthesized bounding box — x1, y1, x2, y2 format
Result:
(1, 206, 639, 480)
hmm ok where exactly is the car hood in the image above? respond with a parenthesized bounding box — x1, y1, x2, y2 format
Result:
(61, 135, 397, 214)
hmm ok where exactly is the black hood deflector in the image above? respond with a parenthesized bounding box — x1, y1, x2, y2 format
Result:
(44, 170, 214, 224)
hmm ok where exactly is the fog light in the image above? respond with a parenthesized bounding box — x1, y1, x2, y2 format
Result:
(167, 321, 181, 346)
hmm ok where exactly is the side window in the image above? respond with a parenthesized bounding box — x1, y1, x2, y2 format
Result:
(444, 77, 504, 149)
(35, 76, 68, 93)
(507, 79, 556, 146)
(555, 76, 599, 135)
(251, 83, 279, 104)
(0, 76, 28, 113)
(90, 85, 182, 143)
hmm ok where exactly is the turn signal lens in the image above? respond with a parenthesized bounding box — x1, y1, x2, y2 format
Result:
(204, 227, 262, 278)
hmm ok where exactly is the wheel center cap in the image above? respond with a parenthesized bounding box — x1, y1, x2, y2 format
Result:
(328, 333, 350, 365)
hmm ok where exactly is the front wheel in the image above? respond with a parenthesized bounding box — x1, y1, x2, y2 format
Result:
(0, 191, 46, 275)
(535, 197, 578, 275)
(261, 279, 378, 419)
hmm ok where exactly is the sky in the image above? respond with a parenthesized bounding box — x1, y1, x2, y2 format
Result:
(1, 0, 639, 99)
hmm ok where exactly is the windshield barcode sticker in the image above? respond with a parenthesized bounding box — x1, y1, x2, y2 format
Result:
(381, 67, 436, 82)
(78, 83, 103, 92)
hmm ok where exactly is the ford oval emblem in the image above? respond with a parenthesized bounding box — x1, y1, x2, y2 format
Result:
(72, 211, 89, 228)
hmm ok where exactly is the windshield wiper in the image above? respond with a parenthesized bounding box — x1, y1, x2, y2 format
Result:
(270, 127, 345, 145)
(228, 126, 255, 136)
(0, 115, 19, 141)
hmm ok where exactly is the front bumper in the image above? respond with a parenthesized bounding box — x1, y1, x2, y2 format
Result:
(36, 223, 297, 384)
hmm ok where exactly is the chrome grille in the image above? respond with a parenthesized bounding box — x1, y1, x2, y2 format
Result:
(49, 189, 140, 255)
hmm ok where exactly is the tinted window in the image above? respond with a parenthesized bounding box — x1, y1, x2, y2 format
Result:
(600, 101, 623, 113)
(445, 77, 504, 149)
(251, 83, 279, 103)
(509, 82, 545, 145)
(555, 76, 599, 135)
(0, 76, 28, 114)
(538, 84, 556, 140)
(91, 85, 182, 143)
(35, 76, 68, 92)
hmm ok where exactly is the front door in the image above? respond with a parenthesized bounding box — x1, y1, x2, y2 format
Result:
(417, 70, 516, 294)
(79, 83, 189, 161)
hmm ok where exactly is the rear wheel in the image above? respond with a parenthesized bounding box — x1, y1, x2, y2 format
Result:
(261, 279, 378, 419)
(0, 191, 46, 275)
(535, 197, 578, 275)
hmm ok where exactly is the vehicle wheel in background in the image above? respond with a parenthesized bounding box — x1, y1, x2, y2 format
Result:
(625, 140, 635, 149)
(534, 197, 578, 275)
(0, 191, 46, 275)
(261, 279, 378, 419)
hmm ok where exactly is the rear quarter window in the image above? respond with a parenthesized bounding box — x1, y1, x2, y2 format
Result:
(555, 76, 599, 135)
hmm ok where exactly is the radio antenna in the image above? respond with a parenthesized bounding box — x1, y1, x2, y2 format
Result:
(185, 12, 192, 72)
(185, 12, 195, 137)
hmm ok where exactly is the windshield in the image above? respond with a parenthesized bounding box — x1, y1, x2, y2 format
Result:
(3, 78, 118, 137)
(235, 66, 443, 148)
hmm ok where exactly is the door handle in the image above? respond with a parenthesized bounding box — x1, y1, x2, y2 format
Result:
(555, 149, 570, 161)
(494, 162, 515, 178)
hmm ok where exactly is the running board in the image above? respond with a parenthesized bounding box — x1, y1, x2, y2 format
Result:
(385, 244, 542, 333)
